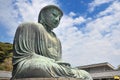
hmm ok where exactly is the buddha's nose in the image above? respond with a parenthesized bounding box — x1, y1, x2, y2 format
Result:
(55, 16, 60, 23)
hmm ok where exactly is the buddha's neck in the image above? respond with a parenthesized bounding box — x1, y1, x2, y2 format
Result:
(42, 23, 53, 32)
(43, 24, 56, 37)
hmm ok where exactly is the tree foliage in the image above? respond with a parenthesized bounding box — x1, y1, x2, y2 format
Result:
(0, 42, 13, 71)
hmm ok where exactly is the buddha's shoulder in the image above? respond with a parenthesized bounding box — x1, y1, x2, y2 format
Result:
(18, 22, 44, 30)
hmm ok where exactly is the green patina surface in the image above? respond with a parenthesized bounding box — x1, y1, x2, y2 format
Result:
(11, 5, 92, 80)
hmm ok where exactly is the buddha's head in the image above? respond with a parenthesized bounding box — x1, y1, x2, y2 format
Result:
(38, 5, 63, 30)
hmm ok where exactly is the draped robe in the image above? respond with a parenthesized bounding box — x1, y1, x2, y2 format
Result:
(11, 22, 93, 80)
(12, 22, 74, 78)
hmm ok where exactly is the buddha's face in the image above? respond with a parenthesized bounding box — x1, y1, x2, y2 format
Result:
(41, 8, 62, 30)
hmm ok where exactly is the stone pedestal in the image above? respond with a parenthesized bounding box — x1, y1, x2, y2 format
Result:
(14, 78, 83, 80)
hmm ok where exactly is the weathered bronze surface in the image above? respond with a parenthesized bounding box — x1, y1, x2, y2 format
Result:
(11, 5, 93, 80)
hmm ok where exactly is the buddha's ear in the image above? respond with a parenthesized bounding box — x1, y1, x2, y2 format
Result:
(38, 10, 44, 23)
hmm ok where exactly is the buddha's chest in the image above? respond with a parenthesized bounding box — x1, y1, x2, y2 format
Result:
(46, 32, 60, 59)
(46, 32, 58, 46)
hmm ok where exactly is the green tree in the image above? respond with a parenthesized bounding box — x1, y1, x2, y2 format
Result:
(0, 42, 13, 71)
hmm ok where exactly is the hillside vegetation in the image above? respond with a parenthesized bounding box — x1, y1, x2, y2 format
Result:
(0, 42, 13, 71)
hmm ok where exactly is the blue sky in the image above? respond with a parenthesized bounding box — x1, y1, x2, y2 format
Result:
(0, 0, 120, 68)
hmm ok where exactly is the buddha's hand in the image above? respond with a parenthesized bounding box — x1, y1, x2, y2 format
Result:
(56, 61, 71, 67)
(56, 61, 75, 77)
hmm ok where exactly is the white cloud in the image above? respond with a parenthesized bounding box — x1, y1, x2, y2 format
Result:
(69, 12, 76, 17)
(89, 0, 114, 12)
(98, 0, 120, 17)
(0, 0, 58, 37)
(86, 0, 120, 53)
(15, 0, 58, 22)
(55, 0, 120, 68)
(0, 0, 19, 36)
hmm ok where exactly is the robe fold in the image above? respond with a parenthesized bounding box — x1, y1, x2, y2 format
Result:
(11, 22, 93, 80)
(12, 22, 74, 79)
